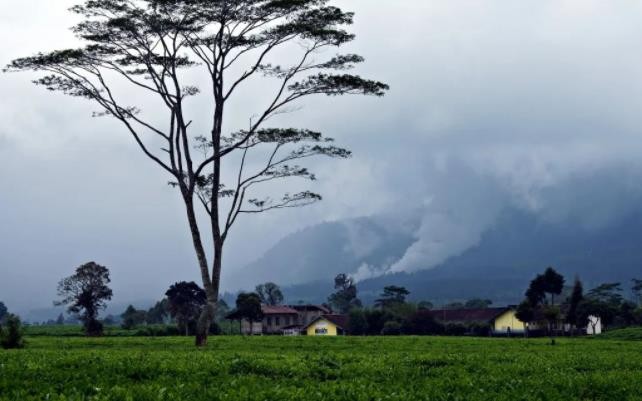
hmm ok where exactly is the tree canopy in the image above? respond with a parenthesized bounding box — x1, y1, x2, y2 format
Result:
(327, 273, 361, 313)
(255, 282, 284, 306)
(55, 262, 113, 336)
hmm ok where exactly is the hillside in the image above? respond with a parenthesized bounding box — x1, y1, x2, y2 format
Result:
(241, 208, 642, 306)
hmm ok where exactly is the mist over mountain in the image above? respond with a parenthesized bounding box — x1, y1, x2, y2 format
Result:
(239, 205, 642, 307)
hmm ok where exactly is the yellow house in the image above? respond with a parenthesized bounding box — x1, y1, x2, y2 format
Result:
(492, 309, 526, 334)
(304, 314, 349, 336)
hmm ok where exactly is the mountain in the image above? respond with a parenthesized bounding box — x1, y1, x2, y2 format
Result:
(241, 208, 642, 306)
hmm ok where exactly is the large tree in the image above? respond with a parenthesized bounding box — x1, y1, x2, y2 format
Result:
(255, 282, 284, 306)
(55, 262, 113, 336)
(6, 0, 388, 346)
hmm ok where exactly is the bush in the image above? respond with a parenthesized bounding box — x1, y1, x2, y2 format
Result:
(85, 319, 104, 337)
(444, 322, 467, 336)
(1, 314, 25, 349)
(348, 309, 369, 335)
(403, 311, 444, 335)
(469, 322, 492, 336)
(381, 321, 402, 336)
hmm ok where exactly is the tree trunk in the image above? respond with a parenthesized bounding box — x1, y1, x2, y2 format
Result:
(181, 194, 217, 347)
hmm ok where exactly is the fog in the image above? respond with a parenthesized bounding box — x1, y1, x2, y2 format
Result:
(2, 0, 642, 315)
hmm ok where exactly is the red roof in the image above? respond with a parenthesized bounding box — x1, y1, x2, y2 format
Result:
(430, 308, 509, 323)
(261, 305, 298, 315)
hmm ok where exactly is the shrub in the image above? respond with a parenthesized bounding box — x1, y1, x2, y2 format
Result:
(403, 310, 444, 335)
(381, 321, 402, 336)
(1, 314, 25, 349)
(348, 309, 369, 335)
(444, 322, 467, 336)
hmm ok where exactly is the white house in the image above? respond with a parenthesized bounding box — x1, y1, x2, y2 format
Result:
(586, 315, 602, 335)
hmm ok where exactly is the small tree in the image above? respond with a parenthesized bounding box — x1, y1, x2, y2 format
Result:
(255, 283, 284, 306)
(542, 267, 565, 306)
(375, 286, 410, 309)
(464, 299, 493, 309)
(166, 282, 207, 336)
(56, 262, 113, 336)
(121, 305, 147, 329)
(566, 277, 584, 332)
(347, 309, 368, 335)
(146, 299, 171, 324)
(0, 302, 8, 324)
(235, 292, 263, 335)
(631, 278, 642, 306)
(0, 314, 26, 349)
(515, 300, 535, 337)
(327, 274, 361, 313)
(55, 313, 65, 325)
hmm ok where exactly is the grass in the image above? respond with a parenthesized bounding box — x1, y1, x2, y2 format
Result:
(594, 326, 642, 341)
(1, 335, 641, 400)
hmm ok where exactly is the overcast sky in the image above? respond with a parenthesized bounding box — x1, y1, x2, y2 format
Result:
(3, 0, 642, 314)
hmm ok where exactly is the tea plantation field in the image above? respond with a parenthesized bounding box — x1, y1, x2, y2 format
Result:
(1, 336, 641, 401)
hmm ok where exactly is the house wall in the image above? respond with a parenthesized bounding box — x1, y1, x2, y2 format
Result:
(239, 320, 263, 335)
(306, 319, 338, 336)
(263, 314, 298, 334)
(493, 310, 526, 333)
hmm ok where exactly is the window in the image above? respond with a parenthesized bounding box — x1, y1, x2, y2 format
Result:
(315, 328, 328, 335)
(276, 317, 280, 326)
(267, 317, 272, 326)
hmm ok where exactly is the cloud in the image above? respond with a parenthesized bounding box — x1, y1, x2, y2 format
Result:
(4, 1, 642, 311)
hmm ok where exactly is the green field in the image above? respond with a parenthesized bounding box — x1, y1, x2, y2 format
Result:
(1, 336, 641, 401)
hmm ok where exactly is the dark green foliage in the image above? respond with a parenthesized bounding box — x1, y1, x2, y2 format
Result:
(566, 277, 584, 327)
(165, 282, 207, 336)
(255, 283, 284, 306)
(516, 300, 535, 331)
(0, 314, 25, 349)
(618, 301, 638, 326)
(146, 299, 171, 324)
(444, 322, 468, 336)
(464, 299, 493, 309)
(363, 309, 386, 335)
(234, 292, 264, 323)
(347, 309, 368, 335)
(580, 282, 625, 330)
(120, 305, 147, 329)
(381, 321, 402, 336)
(403, 310, 443, 335)
(632, 278, 642, 306)
(0, 302, 7, 323)
(55, 262, 113, 336)
(327, 274, 361, 313)
(374, 286, 410, 309)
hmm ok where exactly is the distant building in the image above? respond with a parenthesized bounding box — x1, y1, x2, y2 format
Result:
(430, 307, 525, 335)
(304, 314, 349, 336)
(226, 304, 332, 335)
